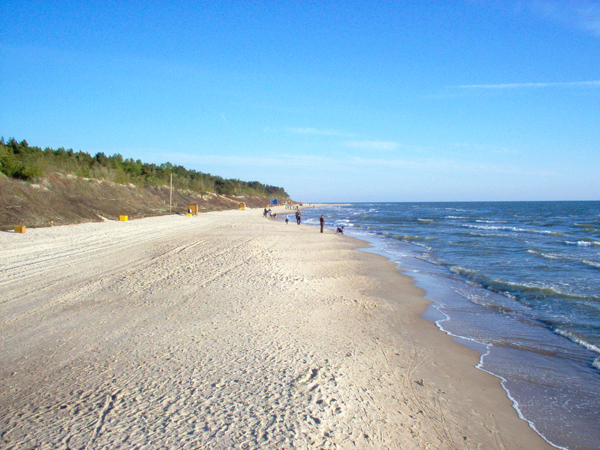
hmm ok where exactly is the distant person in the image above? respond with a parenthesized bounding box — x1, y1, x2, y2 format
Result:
(320, 215, 324, 233)
(285, 215, 289, 225)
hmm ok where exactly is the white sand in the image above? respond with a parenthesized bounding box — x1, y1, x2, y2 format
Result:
(0, 209, 553, 449)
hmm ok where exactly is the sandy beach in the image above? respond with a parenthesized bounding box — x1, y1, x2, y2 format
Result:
(0, 208, 554, 449)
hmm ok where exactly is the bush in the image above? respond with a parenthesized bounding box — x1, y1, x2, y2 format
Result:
(0, 137, 290, 198)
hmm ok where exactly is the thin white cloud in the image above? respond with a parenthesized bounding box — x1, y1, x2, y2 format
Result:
(160, 151, 554, 177)
(278, 127, 356, 137)
(285, 127, 340, 136)
(453, 80, 600, 89)
(339, 156, 556, 177)
(343, 141, 400, 151)
(531, 0, 600, 37)
(264, 126, 356, 137)
(451, 142, 519, 155)
(468, 0, 600, 37)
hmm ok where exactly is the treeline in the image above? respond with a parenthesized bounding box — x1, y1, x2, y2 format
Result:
(0, 137, 289, 198)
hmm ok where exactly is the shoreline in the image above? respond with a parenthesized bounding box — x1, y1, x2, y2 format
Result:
(296, 201, 600, 450)
(333, 236, 554, 450)
(260, 205, 557, 448)
(0, 209, 553, 448)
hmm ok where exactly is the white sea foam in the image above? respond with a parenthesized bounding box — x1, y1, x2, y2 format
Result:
(449, 265, 478, 276)
(427, 305, 569, 450)
(412, 242, 433, 251)
(461, 231, 506, 238)
(527, 249, 568, 261)
(574, 223, 600, 234)
(564, 239, 600, 247)
(463, 224, 562, 235)
(491, 279, 595, 301)
(476, 358, 570, 450)
(451, 287, 489, 305)
(583, 260, 600, 269)
(555, 329, 600, 355)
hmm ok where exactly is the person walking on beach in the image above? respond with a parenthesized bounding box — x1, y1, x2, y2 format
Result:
(296, 211, 301, 225)
(320, 214, 324, 233)
(285, 215, 289, 225)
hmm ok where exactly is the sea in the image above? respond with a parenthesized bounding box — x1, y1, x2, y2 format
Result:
(299, 201, 600, 450)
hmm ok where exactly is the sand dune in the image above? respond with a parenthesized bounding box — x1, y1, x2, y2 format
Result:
(0, 209, 553, 449)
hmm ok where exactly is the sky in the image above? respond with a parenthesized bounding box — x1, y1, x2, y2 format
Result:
(1, 0, 599, 202)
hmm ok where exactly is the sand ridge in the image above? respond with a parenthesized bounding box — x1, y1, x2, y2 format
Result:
(0, 209, 553, 449)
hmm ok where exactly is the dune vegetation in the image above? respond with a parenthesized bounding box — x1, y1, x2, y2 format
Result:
(0, 137, 289, 199)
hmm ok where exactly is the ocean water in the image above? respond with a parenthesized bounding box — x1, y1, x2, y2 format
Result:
(300, 201, 600, 450)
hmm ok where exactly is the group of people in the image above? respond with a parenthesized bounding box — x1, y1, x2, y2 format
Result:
(278, 209, 344, 235)
(283, 210, 303, 225)
(263, 208, 277, 218)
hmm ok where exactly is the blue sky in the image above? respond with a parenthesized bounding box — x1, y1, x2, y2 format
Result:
(1, 0, 599, 202)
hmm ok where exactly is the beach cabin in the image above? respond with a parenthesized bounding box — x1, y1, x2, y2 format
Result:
(270, 199, 278, 206)
(239, 202, 246, 210)
(188, 204, 198, 216)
